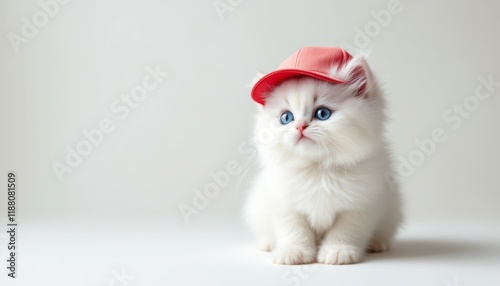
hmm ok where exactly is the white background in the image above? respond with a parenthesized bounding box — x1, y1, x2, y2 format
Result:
(1, 0, 499, 285)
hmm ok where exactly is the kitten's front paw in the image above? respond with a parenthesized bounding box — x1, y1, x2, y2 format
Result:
(272, 245, 316, 265)
(317, 244, 362, 265)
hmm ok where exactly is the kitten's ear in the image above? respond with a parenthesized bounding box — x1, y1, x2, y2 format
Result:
(249, 72, 265, 88)
(329, 52, 376, 99)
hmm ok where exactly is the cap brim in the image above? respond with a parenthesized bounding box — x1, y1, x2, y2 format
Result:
(251, 69, 346, 105)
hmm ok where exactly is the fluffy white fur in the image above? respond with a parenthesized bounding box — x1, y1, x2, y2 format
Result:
(245, 54, 403, 265)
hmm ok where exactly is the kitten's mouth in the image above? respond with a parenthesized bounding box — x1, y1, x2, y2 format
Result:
(297, 134, 313, 143)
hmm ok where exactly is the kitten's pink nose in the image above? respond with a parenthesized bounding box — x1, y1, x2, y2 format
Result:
(296, 123, 308, 133)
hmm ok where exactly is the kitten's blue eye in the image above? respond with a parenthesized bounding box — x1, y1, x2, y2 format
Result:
(315, 108, 332, 121)
(280, 111, 294, 125)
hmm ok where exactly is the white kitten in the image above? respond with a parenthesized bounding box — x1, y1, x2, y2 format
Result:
(245, 54, 403, 265)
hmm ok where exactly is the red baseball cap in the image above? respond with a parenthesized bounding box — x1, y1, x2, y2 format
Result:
(251, 46, 353, 105)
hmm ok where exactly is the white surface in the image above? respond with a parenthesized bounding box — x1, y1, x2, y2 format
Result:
(1, 217, 499, 286)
